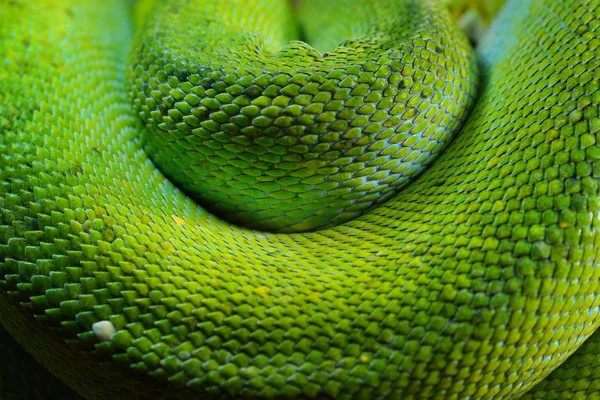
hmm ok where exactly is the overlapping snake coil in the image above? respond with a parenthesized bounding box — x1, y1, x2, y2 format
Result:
(1, 0, 600, 399)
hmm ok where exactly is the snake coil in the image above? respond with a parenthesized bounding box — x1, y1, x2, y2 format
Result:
(1, 0, 600, 399)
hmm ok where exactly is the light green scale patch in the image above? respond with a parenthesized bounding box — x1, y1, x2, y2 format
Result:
(444, 0, 507, 43)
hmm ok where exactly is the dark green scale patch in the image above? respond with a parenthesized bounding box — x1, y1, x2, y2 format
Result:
(129, 0, 477, 232)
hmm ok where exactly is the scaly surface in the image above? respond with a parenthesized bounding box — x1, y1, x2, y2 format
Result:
(1, 0, 600, 399)
(130, 0, 476, 232)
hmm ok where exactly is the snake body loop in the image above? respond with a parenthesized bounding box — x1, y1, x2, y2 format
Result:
(1, 0, 600, 399)
(130, 0, 477, 232)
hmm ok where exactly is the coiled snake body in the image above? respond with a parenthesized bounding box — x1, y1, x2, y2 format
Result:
(1, 0, 600, 399)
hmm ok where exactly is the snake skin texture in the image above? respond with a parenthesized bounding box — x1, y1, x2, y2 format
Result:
(1, 0, 600, 399)
(129, 0, 477, 232)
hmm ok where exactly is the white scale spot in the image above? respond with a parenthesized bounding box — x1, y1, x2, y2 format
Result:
(92, 320, 117, 342)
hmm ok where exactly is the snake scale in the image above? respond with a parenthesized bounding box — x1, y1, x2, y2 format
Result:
(1, 0, 600, 399)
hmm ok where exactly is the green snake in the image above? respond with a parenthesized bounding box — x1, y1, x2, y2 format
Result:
(1, 0, 599, 398)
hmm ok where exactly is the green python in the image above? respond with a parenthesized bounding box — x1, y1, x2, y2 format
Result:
(1, 0, 599, 399)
